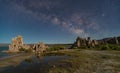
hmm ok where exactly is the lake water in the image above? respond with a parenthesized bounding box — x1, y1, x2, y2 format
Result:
(0, 46, 69, 73)
(0, 55, 69, 73)
(0, 46, 8, 51)
(0, 46, 12, 58)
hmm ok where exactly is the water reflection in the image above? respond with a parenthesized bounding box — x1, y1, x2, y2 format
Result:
(0, 55, 68, 73)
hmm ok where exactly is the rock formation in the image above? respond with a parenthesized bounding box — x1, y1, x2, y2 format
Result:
(71, 36, 98, 48)
(76, 37, 86, 47)
(98, 36, 120, 45)
(91, 40, 98, 47)
(8, 35, 30, 52)
(32, 42, 48, 57)
(114, 37, 119, 44)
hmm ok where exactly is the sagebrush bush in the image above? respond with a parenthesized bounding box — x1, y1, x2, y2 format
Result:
(47, 46, 65, 51)
(19, 48, 32, 53)
(19, 48, 26, 51)
(95, 44, 120, 51)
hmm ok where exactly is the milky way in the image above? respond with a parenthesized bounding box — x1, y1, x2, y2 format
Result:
(0, 0, 120, 43)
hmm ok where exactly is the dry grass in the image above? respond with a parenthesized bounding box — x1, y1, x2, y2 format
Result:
(47, 49, 120, 73)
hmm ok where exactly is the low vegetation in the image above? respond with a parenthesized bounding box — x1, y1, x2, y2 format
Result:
(46, 46, 65, 51)
(19, 48, 33, 53)
(72, 44, 120, 51)
(25, 58, 33, 63)
(43, 44, 120, 73)
(47, 49, 120, 73)
(95, 44, 120, 51)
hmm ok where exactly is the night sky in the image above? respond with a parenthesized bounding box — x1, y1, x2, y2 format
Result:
(0, 0, 120, 44)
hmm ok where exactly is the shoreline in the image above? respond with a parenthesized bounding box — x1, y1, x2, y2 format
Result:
(0, 52, 33, 69)
(0, 53, 25, 60)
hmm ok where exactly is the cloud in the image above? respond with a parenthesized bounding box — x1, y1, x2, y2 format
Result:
(4, 0, 100, 36)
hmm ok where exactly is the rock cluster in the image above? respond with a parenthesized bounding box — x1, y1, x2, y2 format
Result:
(32, 42, 48, 57)
(8, 35, 30, 52)
(99, 37, 119, 45)
(71, 37, 98, 48)
(8, 35, 48, 54)
(71, 36, 120, 49)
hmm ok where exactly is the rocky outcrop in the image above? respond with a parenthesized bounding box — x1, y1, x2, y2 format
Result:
(71, 37, 98, 48)
(98, 36, 119, 45)
(71, 36, 120, 49)
(8, 35, 30, 52)
(32, 42, 48, 57)
(72, 37, 86, 48)
(7, 35, 48, 54)
(115, 37, 119, 44)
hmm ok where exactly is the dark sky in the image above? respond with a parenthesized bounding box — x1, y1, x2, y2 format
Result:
(0, 0, 120, 44)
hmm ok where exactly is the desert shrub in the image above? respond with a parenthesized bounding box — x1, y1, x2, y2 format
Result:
(101, 45, 109, 50)
(94, 44, 120, 51)
(72, 47, 78, 49)
(47, 46, 65, 51)
(87, 46, 91, 48)
(19, 48, 25, 51)
(109, 44, 120, 50)
(25, 48, 33, 53)
(101, 55, 111, 59)
(116, 46, 120, 50)
(78, 46, 88, 49)
(94, 45, 101, 50)
(19, 48, 32, 53)
(92, 44, 109, 50)
(25, 58, 33, 63)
